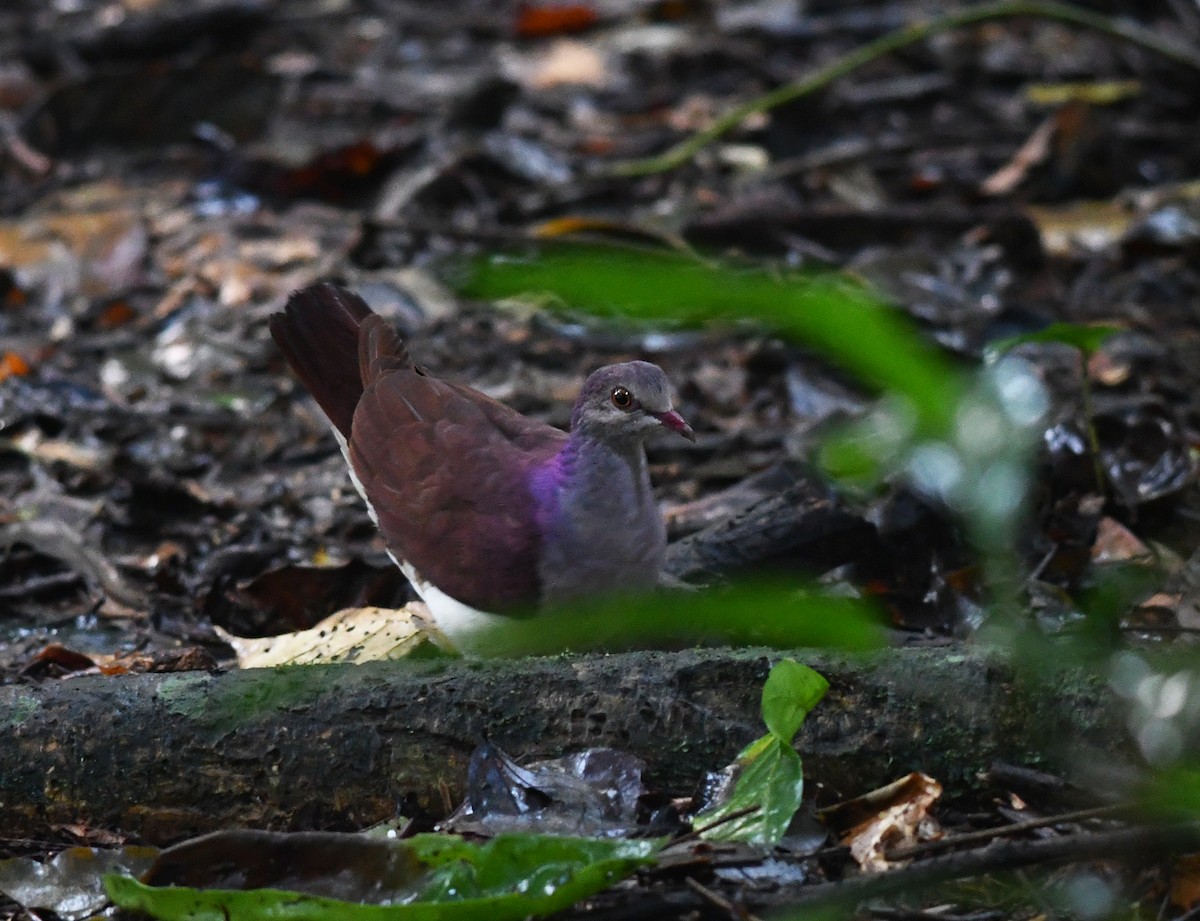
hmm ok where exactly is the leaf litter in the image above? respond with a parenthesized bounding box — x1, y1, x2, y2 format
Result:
(5, 0, 1200, 917)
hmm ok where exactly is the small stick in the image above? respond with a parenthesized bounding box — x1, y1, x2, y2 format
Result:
(782, 822, 1200, 911)
(677, 805, 762, 844)
(608, 1, 1200, 177)
(885, 802, 1132, 860)
(685, 876, 765, 921)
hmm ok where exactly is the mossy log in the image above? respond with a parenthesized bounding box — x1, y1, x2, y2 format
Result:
(0, 647, 1128, 844)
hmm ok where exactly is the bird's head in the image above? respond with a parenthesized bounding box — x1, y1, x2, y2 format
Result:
(570, 361, 695, 445)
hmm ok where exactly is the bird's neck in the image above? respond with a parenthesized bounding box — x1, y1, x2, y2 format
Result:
(532, 431, 665, 606)
(566, 430, 648, 486)
(533, 432, 650, 523)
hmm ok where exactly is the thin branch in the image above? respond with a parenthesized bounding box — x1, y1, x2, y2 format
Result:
(0, 519, 146, 613)
(672, 805, 763, 846)
(884, 802, 1132, 860)
(685, 877, 765, 921)
(607, 1, 1200, 177)
(782, 821, 1200, 912)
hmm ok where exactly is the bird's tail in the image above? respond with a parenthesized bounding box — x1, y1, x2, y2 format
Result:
(269, 283, 374, 438)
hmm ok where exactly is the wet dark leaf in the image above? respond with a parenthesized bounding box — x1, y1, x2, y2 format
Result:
(0, 846, 157, 921)
(448, 741, 646, 837)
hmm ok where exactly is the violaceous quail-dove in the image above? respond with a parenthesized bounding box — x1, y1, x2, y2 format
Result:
(270, 283, 693, 641)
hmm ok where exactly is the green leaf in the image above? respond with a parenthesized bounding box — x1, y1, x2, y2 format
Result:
(692, 660, 827, 845)
(104, 835, 659, 921)
(761, 659, 829, 742)
(693, 736, 804, 845)
(986, 322, 1122, 361)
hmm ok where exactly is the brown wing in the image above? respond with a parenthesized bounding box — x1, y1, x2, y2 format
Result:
(349, 316, 567, 610)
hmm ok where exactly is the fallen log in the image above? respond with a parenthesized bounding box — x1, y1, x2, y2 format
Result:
(0, 647, 1128, 844)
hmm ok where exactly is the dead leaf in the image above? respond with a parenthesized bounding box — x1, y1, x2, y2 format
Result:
(1026, 199, 1136, 256)
(820, 773, 943, 872)
(1172, 853, 1200, 910)
(215, 603, 455, 667)
(20, 644, 97, 678)
(1025, 79, 1141, 107)
(0, 184, 147, 297)
(0, 350, 30, 381)
(530, 39, 606, 89)
(1092, 517, 1153, 565)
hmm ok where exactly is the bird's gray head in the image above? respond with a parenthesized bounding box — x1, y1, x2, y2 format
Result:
(570, 360, 694, 445)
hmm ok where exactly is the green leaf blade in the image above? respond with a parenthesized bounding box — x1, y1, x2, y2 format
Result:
(986, 321, 1122, 361)
(762, 659, 829, 741)
(693, 737, 804, 845)
(692, 660, 827, 846)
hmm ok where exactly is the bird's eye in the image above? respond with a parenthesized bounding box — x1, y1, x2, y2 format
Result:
(611, 386, 633, 409)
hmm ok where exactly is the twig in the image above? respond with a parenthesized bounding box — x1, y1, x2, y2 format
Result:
(779, 821, 1200, 911)
(884, 802, 1132, 860)
(868, 908, 1005, 921)
(685, 877, 764, 921)
(0, 519, 146, 612)
(608, 1, 1200, 177)
(1121, 624, 1200, 634)
(670, 805, 763, 847)
(1078, 350, 1107, 495)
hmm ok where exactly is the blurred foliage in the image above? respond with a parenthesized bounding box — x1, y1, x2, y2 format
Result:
(454, 242, 964, 437)
(985, 321, 1122, 361)
(458, 581, 887, 657)
(987, 322, 1121, 495)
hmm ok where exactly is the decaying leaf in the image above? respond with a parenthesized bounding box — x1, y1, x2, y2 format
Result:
(1171, 852, 1200, 911)
(820, 772, 943, 872)
(214, 604, 455, 667)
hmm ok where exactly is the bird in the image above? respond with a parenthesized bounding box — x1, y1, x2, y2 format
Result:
(269, 282, 694, 643)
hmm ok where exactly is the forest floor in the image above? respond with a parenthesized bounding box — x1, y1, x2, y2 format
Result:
(4, 0, 1200, 918)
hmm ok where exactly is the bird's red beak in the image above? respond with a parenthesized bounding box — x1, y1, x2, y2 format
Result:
(654, 409, 695, 442)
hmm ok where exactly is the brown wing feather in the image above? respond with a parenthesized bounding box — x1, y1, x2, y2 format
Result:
(269, 284, 373, 439)
(350, 316, 567, 610)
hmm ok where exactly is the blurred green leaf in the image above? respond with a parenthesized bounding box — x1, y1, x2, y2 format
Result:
(450, 243, 965, 437)
(411, 834, 657, 902)
(986, 322, 1122, 361)
(458, 580, 886, 657)
(105, 834, 659, 921)
(762, 659, 829, 742)
(1138, 765, 1200, 820)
